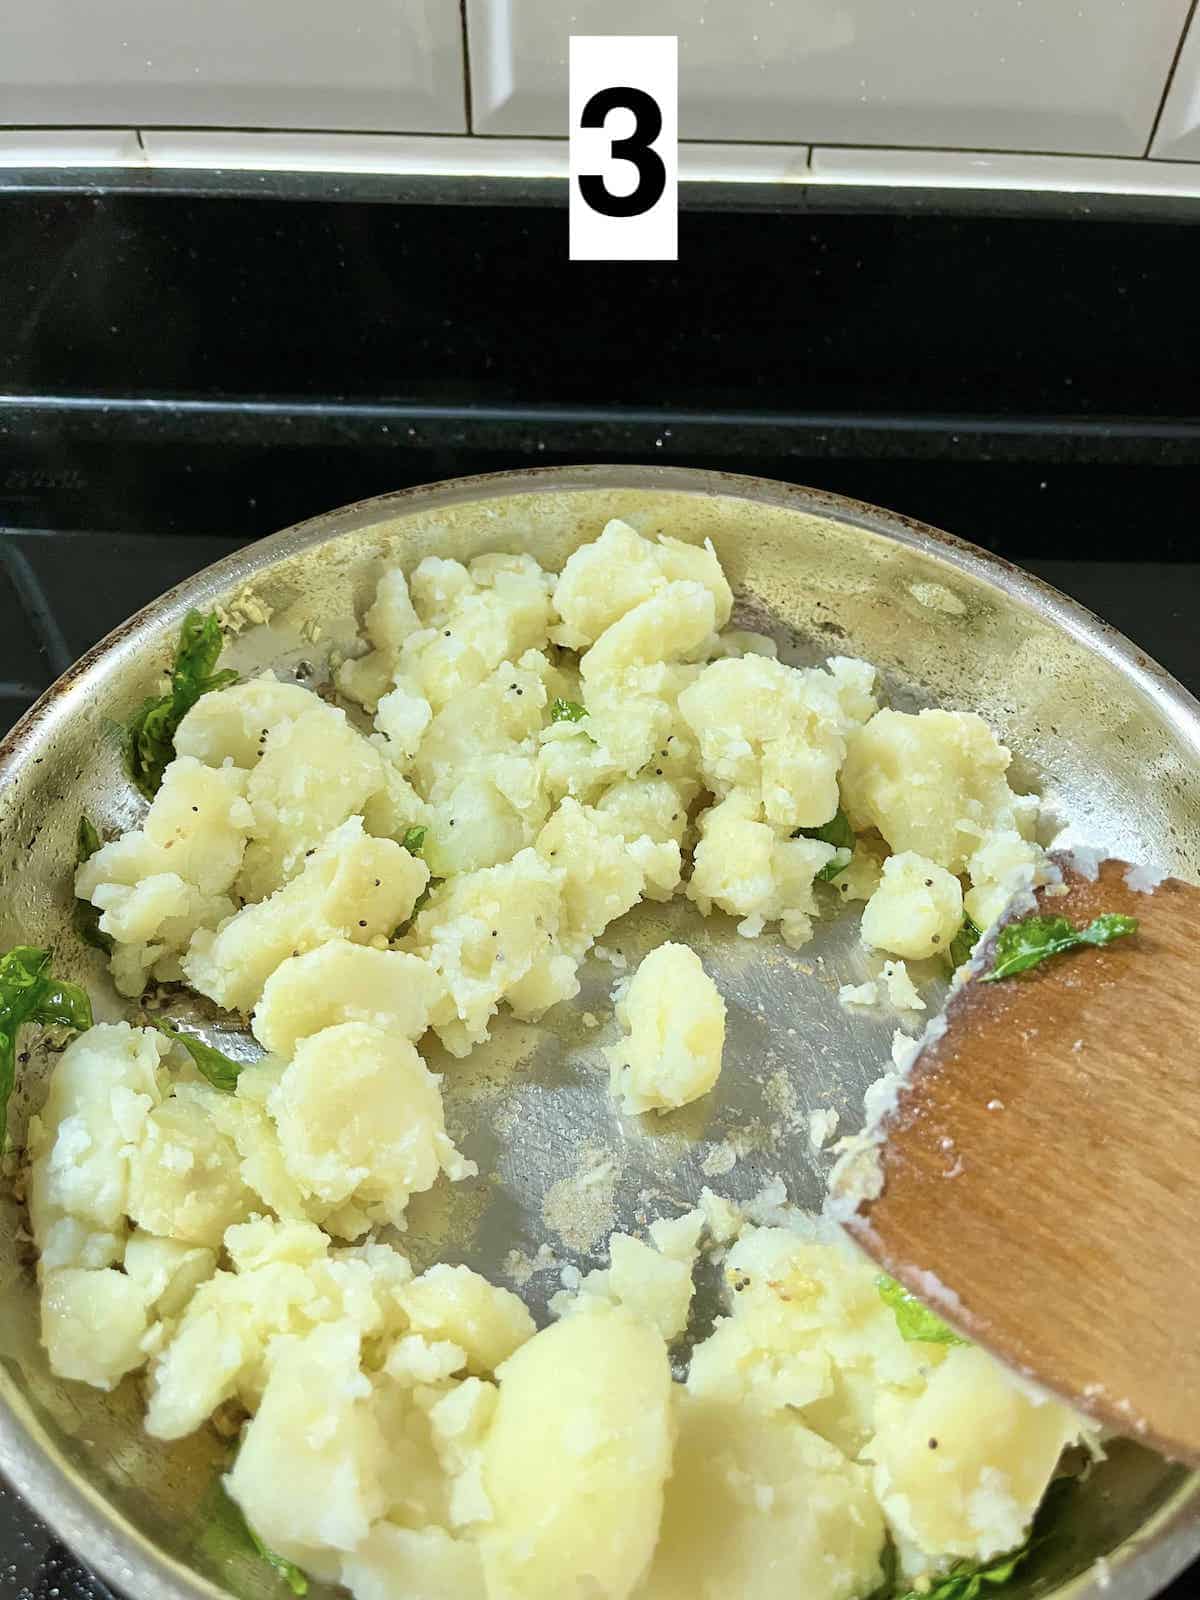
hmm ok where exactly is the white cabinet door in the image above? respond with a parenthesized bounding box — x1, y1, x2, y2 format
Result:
(1152, 10, 1200, 158)
(0, 0, 466, 132)
(468, 0, 1190, 156)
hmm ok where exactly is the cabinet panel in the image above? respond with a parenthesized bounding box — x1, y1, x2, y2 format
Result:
(468, 0, 1191, 155)
(0, 0, 466, 133)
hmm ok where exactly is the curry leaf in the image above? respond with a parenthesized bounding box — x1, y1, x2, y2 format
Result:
(73, 815, 114, 955)
(401, 825, 428, 856)
(893, 1541, 1034, 1600)
(981, 912, 1138, 983)
(550, 698, 588, 724)
(946, 915, 983, 974)
(148, 1016, 242, 1093)
(126, 610, 237, 801)
(876, 1274, 967, 1346)
(797, 808, 856, 882)
(0, 947, 93, 1148)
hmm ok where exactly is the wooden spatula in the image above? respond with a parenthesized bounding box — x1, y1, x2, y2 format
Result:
(841, 855, 1200, 1464)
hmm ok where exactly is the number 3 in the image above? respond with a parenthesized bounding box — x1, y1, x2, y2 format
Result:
(577, 86, 667, 219)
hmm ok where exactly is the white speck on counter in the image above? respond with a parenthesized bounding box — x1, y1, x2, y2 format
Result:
(1072, 1039, 1084, 1052)
(1124, 861, 1167, 893)
(987, 1098, 1005, 1111)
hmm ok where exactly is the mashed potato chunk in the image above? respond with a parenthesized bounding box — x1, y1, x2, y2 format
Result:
(480, 1304, 674, 1600)
(860, 851, 963, 961)
(841, 708, 1027, 873)
(183, 817, 427, 1013)
(267, 1022, 473, 1231)
(252, 939, 447, 1055)
(646, 1391, 885, 1600)
(680, 654, 876, 831)
(865, 1345, 1084, 1574)
(606, 942, 726, 1115)
(396, 1264, 535, 1374)
(687, 792, 836, 946)
(552, 519, 732, 650)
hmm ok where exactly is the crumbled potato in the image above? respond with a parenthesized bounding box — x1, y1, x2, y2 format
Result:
(647, 1390, 886, 1600)
(35, 523, 1070, 1600)
(865, 1345, 1084, 1574)
(252, 939, 447, 1055)
(551, 519, 731, 650)
(687, 791, 835, 945)
(239, 703, 389, 900)
(841, 708, 1025, 873)
(183, 817, 427, 1012)
(267, 1023, 473, 1231)
(605, 942, 726, 1115)
(860, 851, 964, 960)
(680, 654, 876, 831)
(965, 828, 1047, 930)
(396, 1263, 535, 1374)
(480, 1305, 674, 1600)
(40, 1266, 151, 1391)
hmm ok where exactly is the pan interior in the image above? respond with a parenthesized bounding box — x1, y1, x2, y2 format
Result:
(1, 473, 1196, 1600)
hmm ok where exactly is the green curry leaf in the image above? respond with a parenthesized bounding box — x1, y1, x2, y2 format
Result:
(981, 913, 1138, 983)
(126, 610, 237, 801)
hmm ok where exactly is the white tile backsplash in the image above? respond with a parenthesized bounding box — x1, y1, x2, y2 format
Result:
(467, 0, 1192, 155)
(810, 145, 1200, 196)
(1151, 8, 1200, 159)
(0, 0, 466, 133)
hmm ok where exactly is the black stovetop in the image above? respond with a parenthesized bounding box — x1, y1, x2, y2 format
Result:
(1, 179, 1198, 1600)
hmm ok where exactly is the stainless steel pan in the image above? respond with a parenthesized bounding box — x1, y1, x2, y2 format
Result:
(1, 466, 1197, 1600)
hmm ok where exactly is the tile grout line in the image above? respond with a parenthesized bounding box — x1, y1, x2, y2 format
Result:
(1145, 0, 1199, 157)
(0, 538, 74, 677)
(458, 0, 474, 136)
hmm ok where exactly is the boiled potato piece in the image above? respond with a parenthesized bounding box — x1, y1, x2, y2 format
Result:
(405, 846, 566, 1054)
(126, 1085, 257, 1248)
(173, 673, 316, 768)
(480, 1304, 674, 1600)
(338, 568, 424, 710)
(560, 1233, 695, 1342)
(240, 702, 389, 900)
(268, 1022, 473, 1230)
(582, 663, 703, 779)
(396, 1264, 535, 1374)
(534, 799, 645, 957)
(606, 942, 726, 1115)
(29, 1021, 167, 1242)
(645, 1390, 885, 1600)
(581, 581, 717, 681)
(252, 939, 447, 1055)
(687, 792, 835, 946)
(122, 1233, 216, 1318)
(226, 1321, 389, 1563)
(679, 655, 875, 831)
(965, 828, 1046, 930)
(146, 1219, 411, 1438)
(552, 519, 732, 650)
(841, 708, 1027, 873)
(141, 755, 255, 893)
(40, 1266, 151, 1390)
(865, 1344, 1084, 1571)
(341, 1524, 485, 1600)
(183, 817, 427, 1012)
(687, 1225, 935, 1456)
(860, 851, 963, 961)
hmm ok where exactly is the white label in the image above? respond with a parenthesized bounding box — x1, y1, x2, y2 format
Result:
(569, 35, 678, 262)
